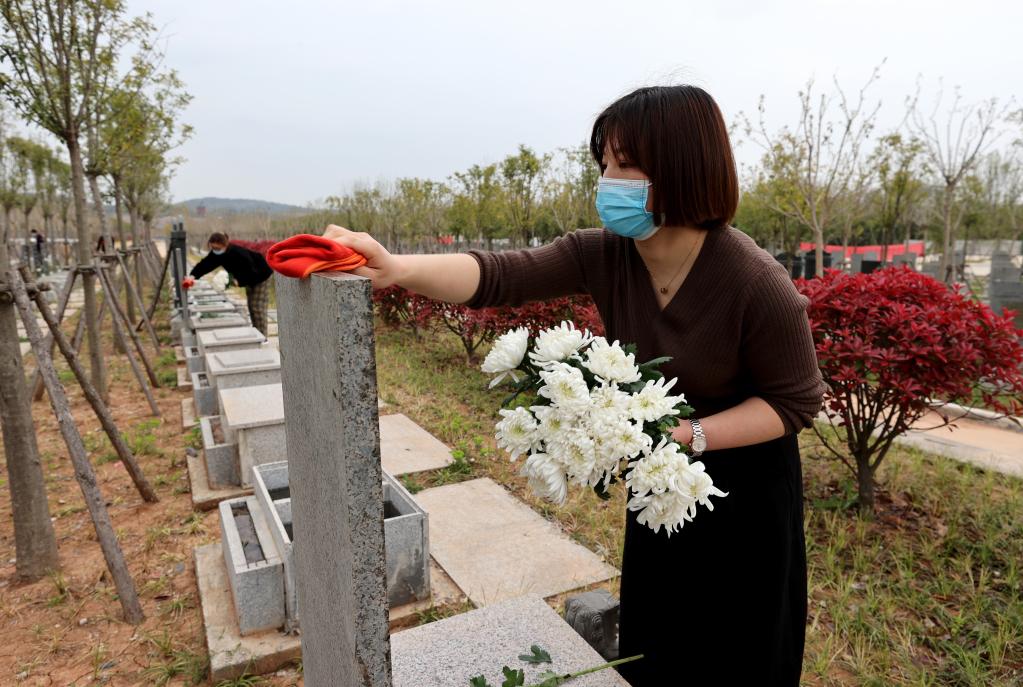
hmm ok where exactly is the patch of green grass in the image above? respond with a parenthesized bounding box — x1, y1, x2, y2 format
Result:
(376, 320, 1023, 685)
(126, 418, 163, 458)
(142, 635, 209, 687)
(186, 426, 202, 450)
(46, 571, 70, 607)
(57, 368, 76, 383)
(54, 503, 86, 518)
(144, 525, 174, 552)
(214, 674, 266, 687)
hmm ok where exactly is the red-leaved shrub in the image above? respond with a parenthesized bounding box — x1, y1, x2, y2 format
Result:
(372, 286, 605, 360)
(797, 266, 1023, 511)
(230, 238, 276, 256)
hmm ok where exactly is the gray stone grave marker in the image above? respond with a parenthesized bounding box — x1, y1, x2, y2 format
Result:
(275, 271, 392, 686)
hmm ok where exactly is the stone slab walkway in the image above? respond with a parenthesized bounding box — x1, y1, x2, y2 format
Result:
(415, 478, 618, 607)
(380, 413, 454, 475)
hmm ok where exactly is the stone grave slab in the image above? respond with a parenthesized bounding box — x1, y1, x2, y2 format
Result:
(217, 380, 446, 477)
(380, 413, 454, 475)
(186, 453, 251, 511)
(192, 313, 248, 331)
(220, 384, 287, 484)
(206, 347, 281, 396)
(180, 397, 198, 431)
(196, 542, 468, 683)
(192, 302, 238, 315)
(197, 326, 266, 357)
(390, 595, 631, 687)
(176, 366, 193, 390)
(415, 478, 618, 607)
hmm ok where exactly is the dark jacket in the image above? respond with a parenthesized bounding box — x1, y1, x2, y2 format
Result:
(190, 244, 272, 287)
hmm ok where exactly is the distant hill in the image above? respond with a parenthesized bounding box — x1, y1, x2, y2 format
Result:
(173, 197, 309, 216)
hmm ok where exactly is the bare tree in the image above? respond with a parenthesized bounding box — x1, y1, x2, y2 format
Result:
(907, 81, 1011, 282)
(740, 64, 883, 275)
(0, 103, 59, 581)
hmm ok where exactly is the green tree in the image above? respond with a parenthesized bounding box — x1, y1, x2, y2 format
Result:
(449, 163, 506, 247)
(501, 144, 549, 246)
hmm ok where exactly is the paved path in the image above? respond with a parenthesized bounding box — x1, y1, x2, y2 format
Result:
(896, 410, 1023, 479)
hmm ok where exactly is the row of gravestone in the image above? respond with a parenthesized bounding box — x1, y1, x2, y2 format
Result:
(174, 274, 627, 686)
(774, 250, 919, 279)
(989, 253, 1023, 328)
(174, 283, 437, 640)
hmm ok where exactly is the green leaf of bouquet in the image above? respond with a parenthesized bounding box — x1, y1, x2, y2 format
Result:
(532, 671, 565, 687)
(639, 355, 672, 368)
(501, 665, 525, 687)
(518, 644, 552, 664)
(469, 675, 494, 687)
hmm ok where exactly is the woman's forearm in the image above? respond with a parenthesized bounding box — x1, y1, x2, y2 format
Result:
(671, 397, 786, 451)
(396, 253, 481, 304)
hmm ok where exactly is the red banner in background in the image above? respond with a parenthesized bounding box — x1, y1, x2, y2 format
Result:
(797, 242, 925, 257)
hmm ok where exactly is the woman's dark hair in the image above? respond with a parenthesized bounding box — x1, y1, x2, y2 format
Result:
(590, 85, 738, 230)
(208, 232, 229, 246)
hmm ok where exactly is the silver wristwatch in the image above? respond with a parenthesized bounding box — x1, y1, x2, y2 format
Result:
(689, 419, 707, 456)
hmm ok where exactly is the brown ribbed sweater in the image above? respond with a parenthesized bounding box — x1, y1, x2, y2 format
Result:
(467, 227, 826, 434)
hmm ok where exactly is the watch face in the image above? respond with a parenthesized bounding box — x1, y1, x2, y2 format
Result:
(691, 435, 708, 452)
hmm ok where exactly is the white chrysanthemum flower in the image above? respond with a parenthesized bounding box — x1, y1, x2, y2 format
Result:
(557, 431, 599, 486)
(481, 327, 530, 388)
(588, 384, 632, 423)
(211, 270, 229, 290)
(522, 453, 569, 505)
(494, 407, 539, 459)
(627, 490, 697, 536)
(629, 377, 686, 423)
(601, 418, 652, 461)
(582, 338, 642, 384)
(537, 363, 592, 414)
(529, 321, 593, 367)
(625, 439, 688, 496)
(530, 404, 569, 441)
(676, 460, 728, 510)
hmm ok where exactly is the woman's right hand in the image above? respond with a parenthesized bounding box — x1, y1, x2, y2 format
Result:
(322, 224, 405, 289)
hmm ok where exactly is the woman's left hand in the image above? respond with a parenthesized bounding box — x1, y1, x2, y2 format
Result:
(671, 419, 693, 447)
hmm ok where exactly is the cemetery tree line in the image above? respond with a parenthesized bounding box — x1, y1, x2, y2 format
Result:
(235, 70, 1023, 284)
(0, 0, 190, 590)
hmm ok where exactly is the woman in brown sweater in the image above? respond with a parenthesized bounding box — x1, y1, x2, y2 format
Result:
(325, 86, 826, 686)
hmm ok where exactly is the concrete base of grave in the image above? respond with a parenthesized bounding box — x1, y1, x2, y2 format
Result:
(187, 453, 251, 511)
(196, 543, 470, 682)
(416, 478, 618, 607)
(390, 595, 631, 687)
(195, 543, 301, 682)
(175, 366, 192, 390)
(180, 398, 198, 431)
(174, 345, 185, 363)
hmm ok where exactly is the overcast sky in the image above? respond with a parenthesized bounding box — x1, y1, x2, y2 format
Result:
(127, 0, 1022, 207)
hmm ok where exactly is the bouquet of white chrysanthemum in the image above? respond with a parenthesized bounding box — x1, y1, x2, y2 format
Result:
(211, 269, 230, 291)
(481, 321, 726, 535)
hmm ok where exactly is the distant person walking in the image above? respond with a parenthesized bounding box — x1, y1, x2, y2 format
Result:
(183, 232, 273, 335)
(30, 229, 46, 270)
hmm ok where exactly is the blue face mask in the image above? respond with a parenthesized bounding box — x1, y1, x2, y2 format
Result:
(211, 248, 226, 255)
(595, 177, 659, 240)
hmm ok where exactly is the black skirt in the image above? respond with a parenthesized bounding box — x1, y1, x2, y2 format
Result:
(617, 433, 807, 686)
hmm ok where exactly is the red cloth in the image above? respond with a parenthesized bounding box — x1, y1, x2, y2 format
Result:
(266, 234, 367, 279)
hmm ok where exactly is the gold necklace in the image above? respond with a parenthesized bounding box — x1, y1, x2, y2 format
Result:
(652, 232, 703, 295)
